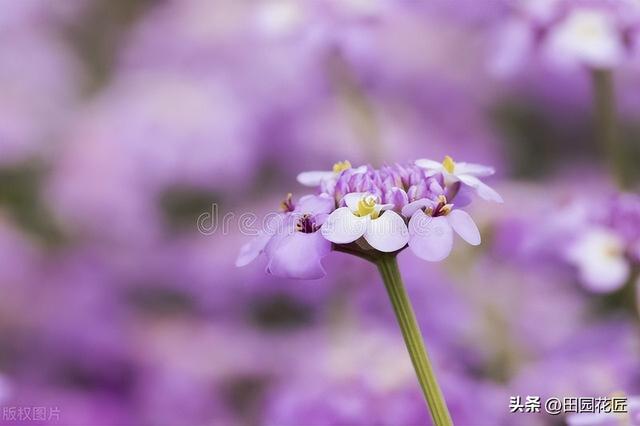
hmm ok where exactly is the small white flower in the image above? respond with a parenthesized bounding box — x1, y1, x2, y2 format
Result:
(321, 192, 409, 252)
(544, 8, 623, 69)
(415, 156, 503, 203)
(254, 0, 305, 38)
(565, 227, 630, 292)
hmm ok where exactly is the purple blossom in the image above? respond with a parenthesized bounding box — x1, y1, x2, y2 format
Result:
(238, 158, 501, 278)
(237, 194, 334, 280)
(490, 0, 640, 74)
(521, 191, 640, 293)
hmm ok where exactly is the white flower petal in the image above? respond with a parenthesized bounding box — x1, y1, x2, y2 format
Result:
(579, 257, 629, 293)
(343, 192, 368, 211)
(544, 9, 623, 69)
(296, 171, 335, 187)
(321, 207, 369, 244)
(458, 174, 503, 203)
(567, 229, 630, 292)
(375, 203, 395, 214)
(364, 210, 409, 252)
(454, 162, 495, 177)
(415, 159, 443, 171)
(447, 210, 481, 246)
(408, 213, 453, 262)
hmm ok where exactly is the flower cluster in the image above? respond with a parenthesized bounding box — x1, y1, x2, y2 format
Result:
(526, 192, 640, 293)
(566, 193, 640, 292)
(491, 0, 640, 74)
(237, 157, 502, 279)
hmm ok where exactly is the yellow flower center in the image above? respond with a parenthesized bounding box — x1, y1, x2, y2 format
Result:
(332, 160, 352, 174)
(604, 242, 622, 258)
(356, 195, 379, 219)
(442, 155, 455, 174)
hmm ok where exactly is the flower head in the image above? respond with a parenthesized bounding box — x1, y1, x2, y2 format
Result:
(416, 156, 503, 203)
(238, 158, 501, 279)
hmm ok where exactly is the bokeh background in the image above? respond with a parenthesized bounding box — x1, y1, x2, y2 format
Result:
(1, 0, 640, 425)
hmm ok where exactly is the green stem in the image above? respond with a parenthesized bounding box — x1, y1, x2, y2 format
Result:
(376, 255, 453, 426)
(591, 69, 628, 188)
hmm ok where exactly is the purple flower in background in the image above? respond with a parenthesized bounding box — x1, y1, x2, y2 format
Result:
(566, 227, 630, 292)
(520, 190, 640, 294)
(490, 0, 640, 74)
(563, 193, 640, 292)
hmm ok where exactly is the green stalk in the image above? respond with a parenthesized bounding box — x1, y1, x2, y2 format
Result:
(376, 255, 453, 426)
(591, 69, 628, 187)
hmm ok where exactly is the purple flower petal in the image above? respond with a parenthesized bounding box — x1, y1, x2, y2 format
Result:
(385, 187, 409, 212)
(447, 209, 481, 246)
(266, 231, 331, 279)
(408, 213, 453, 262)
(295, 194, 335, 215)
(401, 198, 435, 218)
(235, 232, 273, 267)
(458, 174, 503, 203)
